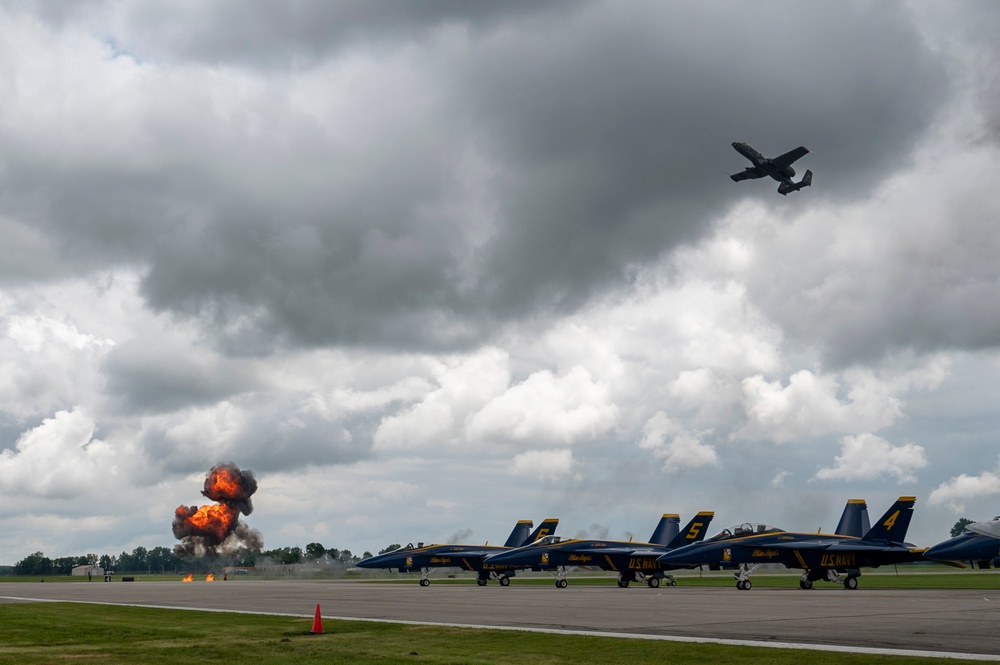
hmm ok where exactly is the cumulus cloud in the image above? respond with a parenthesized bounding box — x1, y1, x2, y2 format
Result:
(639, 412, 718, 473)
(467, 367, 618, 445)
(814, 433, 928, 484)
(0, 409, 115, 498)
(929, 466, 1000, 513)
(511, 449, 576, 482)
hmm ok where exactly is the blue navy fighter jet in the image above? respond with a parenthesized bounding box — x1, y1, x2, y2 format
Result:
(356, 518, 558, 586)
(483, 512, 714, 589)
(925, 516, 1000, 568)
(657, 497, 924, 590)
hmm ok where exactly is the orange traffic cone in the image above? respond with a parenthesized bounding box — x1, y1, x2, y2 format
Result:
(311, 603, 324, 634)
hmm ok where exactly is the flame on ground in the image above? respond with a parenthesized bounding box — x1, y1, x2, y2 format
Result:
(182, 574, 193, 582)
(206, 573, 215, 582)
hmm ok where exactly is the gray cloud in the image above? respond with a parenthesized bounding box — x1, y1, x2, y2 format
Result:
(0, 1, 945, 355)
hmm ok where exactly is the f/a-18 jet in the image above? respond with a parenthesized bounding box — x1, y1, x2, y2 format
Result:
(483, 512, 714, 589)
(657, 497, 924, 590)
(925, 516, 1000, 568)
(355, 518, 558, 586)
(730, 141, 813, 195)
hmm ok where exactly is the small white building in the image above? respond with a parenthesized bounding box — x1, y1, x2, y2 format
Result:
(71, 564, 104, 577)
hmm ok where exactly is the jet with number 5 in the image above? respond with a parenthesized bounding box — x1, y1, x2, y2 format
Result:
(356, 518, 558, 587)
(730, 141, 813, 195)
(483, 512, 714, 589)
(657, 497, 925, 590)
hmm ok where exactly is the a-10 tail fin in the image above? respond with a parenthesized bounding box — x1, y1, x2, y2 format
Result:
(667, 511, 715, 549)
(522, 518, 559, 545)
(648, 514, 681, 546)
(835, 499, 871, 537)
(778, 169, 813, 195)
(503, 520, 535, 548)
(862, 497, 916, 543)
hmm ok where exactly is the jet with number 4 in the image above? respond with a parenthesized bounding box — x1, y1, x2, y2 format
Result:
(730, 141, 813, 195)
(657, 497, 925, 590)
(356, 518, 558, 586)
(482, 512, 714, 589)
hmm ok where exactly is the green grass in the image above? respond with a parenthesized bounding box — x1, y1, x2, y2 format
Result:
(0, 603, 984, 665)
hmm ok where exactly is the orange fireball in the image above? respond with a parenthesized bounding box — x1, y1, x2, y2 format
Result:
(182, 574, 193, 582)
(206, 573, 215, 582)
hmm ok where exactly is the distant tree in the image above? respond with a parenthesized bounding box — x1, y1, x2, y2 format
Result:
(338, 549, 353, 563)
(14, 551, 53, 576)
(326, 548, 340, 561)
(362, 551, 373, 559)
(379, 544, 402, 555)
(99, 554, 116, 572)
(305, 542, 327, 560)
(951, 518, 976, 538)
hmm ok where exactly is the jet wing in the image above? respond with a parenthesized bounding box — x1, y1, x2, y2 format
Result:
(771, 146, 810, 169)
(730, 168, 764, 182)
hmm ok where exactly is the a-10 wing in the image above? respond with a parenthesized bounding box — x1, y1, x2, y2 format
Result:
(730, 168, 764, 182)
(771, 146, 810, 169)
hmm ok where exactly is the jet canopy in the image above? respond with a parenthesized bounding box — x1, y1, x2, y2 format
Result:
(527, 535, 562, 547)
(707, 523, 784, 542)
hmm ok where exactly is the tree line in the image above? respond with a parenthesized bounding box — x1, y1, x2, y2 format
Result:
(9, 542, 376, 576)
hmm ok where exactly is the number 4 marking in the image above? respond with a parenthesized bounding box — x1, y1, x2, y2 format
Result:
(883, 510, 900, 531)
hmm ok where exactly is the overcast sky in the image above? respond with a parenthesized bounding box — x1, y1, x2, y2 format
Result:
(2, 0, 1000, 564)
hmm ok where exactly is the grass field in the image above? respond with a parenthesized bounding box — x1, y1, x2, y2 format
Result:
(0, 602, 988, 665)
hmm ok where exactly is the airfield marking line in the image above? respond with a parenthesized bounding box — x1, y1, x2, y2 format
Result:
(2, 596, 998, 662)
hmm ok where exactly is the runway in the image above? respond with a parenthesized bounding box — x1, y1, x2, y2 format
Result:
(3, 579, 1000, 660)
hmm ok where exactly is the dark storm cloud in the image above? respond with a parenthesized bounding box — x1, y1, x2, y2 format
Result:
(0, 2, 948, 355)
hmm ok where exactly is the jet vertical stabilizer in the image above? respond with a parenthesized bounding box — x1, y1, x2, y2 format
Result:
(667, 512, 715, 548)
(862, 497, 916, 543)
(835, 499, 871, 538)
(648, 514, 680, 546)
(523, 518, 559, 545)
(503, 520, 535, 547)
(777, 169, 812, 195)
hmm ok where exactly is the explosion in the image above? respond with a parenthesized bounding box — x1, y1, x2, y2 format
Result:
(172, 462, 264, 559)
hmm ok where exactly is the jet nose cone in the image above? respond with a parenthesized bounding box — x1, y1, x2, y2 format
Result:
(924, 538, 968, 562)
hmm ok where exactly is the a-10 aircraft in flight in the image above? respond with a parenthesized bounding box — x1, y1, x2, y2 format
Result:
(730, 141, 813, 195)
(355, 518, 558, 586)
(656, 497, 925, 590)
(483, 512, 714, 588)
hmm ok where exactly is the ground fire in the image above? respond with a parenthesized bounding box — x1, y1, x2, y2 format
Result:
(172, 462, 264, 559)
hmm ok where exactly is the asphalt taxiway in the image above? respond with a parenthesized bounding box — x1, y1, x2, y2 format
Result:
(3, 580, 1000, 660)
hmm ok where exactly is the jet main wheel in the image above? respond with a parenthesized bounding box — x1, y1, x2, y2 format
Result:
(476, 578, 487, 587)
(556, 579, 568, 589)
(419, 578, 430, 587)
(799, 579, 813, 590)
(617, 579, 630, 588)
(647, 577, 660, 589)
(499, 576, 510, 587)
(844, 576, 858, 590)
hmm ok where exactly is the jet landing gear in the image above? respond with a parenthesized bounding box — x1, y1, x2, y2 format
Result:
(644, 574, 676, 588)
(799, 569, 861, 590)
(419, 569, 431, 587)
(733, 564, 760, 590)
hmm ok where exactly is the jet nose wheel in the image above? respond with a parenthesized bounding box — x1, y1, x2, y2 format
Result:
(419, 578, 430, 587)
(555, 579, 568, 589)
(736, 580, 752, 590)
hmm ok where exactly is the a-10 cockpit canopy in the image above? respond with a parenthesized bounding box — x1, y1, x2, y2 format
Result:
(706, 523, 784, 542)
